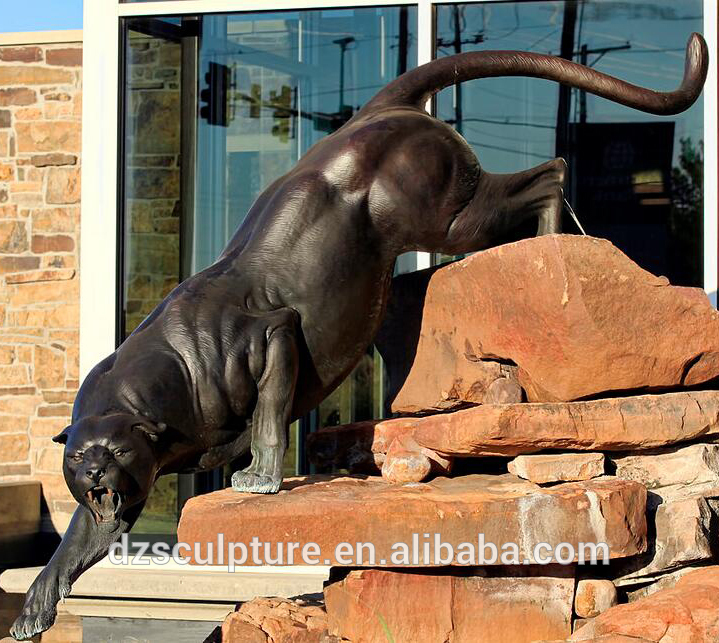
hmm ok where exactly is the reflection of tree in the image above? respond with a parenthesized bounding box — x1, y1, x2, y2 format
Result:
(669, 137, 703, 287)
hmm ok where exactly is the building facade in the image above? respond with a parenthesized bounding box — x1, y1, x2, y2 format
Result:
(0, 0, 715, 538)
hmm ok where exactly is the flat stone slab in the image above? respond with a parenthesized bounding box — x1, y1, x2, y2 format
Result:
(307, 392, 719, 469)
(178, 474, 647, 566)
(509, 453, 606, 485)
(611, 443, 719, 489)
(325, 569, 575, 643)
(612, 485, 719, 586)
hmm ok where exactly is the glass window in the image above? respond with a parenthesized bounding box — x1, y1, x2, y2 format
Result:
(120, 7, 416, 532)
(192, 8, 417, 271)
(121, 19, 183, 537)
(192, 9, 416, 455)
(435, 0, 703, 286)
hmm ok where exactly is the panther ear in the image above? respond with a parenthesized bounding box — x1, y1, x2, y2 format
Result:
(131, 419, 167, 443)
(52, 425, 73, 444)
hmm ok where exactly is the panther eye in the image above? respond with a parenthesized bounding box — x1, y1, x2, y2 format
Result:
(113, 448, 129, 458)
(70, 452, 83, 462)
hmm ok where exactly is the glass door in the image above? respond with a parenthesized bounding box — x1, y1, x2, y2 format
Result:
(190, 7, 417, 472)
(120, 16, 187, 537)
(120, 7, 418, 532)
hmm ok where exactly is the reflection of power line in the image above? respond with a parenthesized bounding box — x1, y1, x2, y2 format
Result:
(465, 139, 553, 161)
(605, 48, 685, 54)
(577, 43, 631, 122)
(434, 77, 556, 109)
(444, 117, 555, 130)
(206, 33, 384, 58)
(527, 28, 559, 50)
(234, 92, 349, 133)
(593, 54, 683, 75)
(491, 3, 521, 41)
(581, 28, 695, 57)
(465, 122, 552, 145)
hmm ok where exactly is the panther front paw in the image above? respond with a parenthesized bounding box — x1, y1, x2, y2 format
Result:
(231, 470, 282, 494)
(9, 572, 65, 641)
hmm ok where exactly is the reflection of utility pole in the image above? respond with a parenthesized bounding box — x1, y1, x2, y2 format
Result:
(453, 6, 463, 135)
(397, 7, 408, 75)
(333, 36, 355, 113)
(578, 42, 631, 122)
(579, 44, 588, 124)
(555, 2, 578, 160)
(436, 6, 483, 137)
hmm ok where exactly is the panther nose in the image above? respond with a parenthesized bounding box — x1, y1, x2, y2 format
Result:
(86, 467, 106, 483)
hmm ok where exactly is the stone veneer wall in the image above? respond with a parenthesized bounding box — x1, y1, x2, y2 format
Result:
(0, 39, 82, 532)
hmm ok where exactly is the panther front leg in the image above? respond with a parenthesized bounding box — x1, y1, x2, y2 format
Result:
(11, 501, 143, 640)
(232, 312, 299, 494)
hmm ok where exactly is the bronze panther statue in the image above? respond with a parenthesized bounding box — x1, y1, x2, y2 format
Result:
(11, 34, 707, 640)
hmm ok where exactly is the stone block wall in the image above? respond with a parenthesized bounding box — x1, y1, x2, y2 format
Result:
(0, 38, 82, 533)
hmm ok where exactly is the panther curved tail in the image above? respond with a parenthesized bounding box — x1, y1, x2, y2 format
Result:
(361, 32, 708, 117)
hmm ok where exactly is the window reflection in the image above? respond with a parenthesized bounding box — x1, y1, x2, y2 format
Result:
(193, 8, 417, 271)
(192, 9, 417, 449)
(122, 25, 183, 535)
(435, 0, 703, 285)
(121, 9, 417, 528)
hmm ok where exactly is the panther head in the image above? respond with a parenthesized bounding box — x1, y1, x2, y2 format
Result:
(53, 413, 166, 532)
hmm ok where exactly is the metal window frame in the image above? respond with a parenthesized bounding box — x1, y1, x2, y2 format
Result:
(82, 0, 719, 381)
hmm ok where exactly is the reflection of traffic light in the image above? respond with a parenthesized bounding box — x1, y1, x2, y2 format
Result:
(199, 62, 230, 127)
(269, 86, 292, 143)
(313, 106, 354, 134)
(249, 84, 262, 119)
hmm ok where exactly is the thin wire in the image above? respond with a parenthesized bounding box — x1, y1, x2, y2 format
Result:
(465, 139, 553, 160)
(526, 27, 559, 51)
(564, 198, 587, 236)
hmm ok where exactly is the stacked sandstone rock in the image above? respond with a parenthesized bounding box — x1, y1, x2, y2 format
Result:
(181, 236, 719, 642)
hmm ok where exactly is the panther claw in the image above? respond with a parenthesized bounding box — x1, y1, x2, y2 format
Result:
(10, 609, 56, 641)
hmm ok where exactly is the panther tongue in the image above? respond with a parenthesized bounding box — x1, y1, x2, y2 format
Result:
(99, 489, 115, 520)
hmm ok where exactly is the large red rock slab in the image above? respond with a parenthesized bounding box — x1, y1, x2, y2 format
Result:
(374, 262, 521, 413)
(307, 392, 719, 468)
(569, 566, 719, 642)
(380, 235, 719, 404)
(178, 474, 646, 566)
(325, 569, 574, 643)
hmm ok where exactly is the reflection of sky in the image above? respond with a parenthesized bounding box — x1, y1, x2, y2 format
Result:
(212, 9, 418, 156)
(436, 0, 703, 173)
(195, 8, 419, 266)
(0, 0, 82, 32)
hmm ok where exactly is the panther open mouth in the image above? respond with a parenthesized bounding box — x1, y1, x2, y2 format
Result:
(86, 486, 122, 524)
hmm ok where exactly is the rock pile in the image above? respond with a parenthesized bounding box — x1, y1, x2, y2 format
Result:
(180, 236, 719, 642)
(559, 566, 719, 642)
